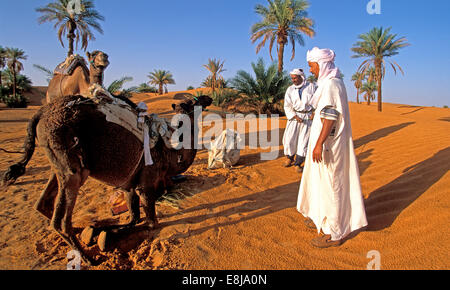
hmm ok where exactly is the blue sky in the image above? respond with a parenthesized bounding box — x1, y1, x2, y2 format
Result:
(1, 0, 449, 107)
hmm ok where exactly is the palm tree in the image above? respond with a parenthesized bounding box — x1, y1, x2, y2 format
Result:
(306, 74, 317, 84)
(251, 0, 315, 74)
(5, 47, 28, 98)
(230, 58, 290, 114)
(1, 69, 33, 93)
(201, 76, 228, 89)
(351, 27, 410, 112)
(147, 70, 175, 95)
(203, 58, 226, 93)
(0, 46, 6, 90)
(365, 66, 377, 83)
(135, 83, 157, 93)
(107, 76, 134, 96)
(36, 0, 104, 57)
(351, 72, 365, 104)
(360, 81, 377, 106)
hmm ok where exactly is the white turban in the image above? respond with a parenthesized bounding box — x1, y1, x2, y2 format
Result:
(289, 68, 306, 87)
(306, 47, 341, 86)
(290, 68, 304, 76)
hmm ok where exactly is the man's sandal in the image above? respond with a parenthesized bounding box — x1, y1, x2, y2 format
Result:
(283, 159, 295, 167)
(310, 234, 342, 248)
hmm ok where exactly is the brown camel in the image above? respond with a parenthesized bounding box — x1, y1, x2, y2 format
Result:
(2, 94, 212, 266)
(46, 51, 110, 103)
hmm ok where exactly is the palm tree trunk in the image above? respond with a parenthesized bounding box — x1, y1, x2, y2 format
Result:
(277, 42, 285, 74)
(377, 76, 382, 112)
(12, 70, 17, 98)
(67, 20, 76, 57)
(375, 59, 382, 112)
(159, 83, 163, 95)
(356, 88, 359, 104)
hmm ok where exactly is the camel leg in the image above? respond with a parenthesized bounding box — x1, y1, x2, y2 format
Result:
(139, 184, 164, 230)
(125, 188, 141, 225)
(34, 173, 58, 220)
(50, 167, 94, 266)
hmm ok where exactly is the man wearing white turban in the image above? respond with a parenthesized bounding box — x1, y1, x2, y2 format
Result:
(297, 47, 368, 248)
(282, 68, 317, 172)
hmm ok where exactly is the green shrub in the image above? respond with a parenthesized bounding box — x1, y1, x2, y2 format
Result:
(2, 94, 29, 108)
(444, 105, 448, 108)
(229, 58, 290, 115)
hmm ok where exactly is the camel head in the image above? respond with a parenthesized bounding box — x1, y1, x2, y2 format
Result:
(86, 50, 110, 71)
(171, 95, 212, 114)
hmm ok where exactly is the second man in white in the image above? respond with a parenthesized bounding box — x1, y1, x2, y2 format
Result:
(282, 69, 317, 173)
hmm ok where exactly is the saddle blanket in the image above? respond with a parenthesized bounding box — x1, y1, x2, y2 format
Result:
(54, 54, 88, 76)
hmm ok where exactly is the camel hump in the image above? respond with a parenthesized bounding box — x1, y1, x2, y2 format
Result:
(53, 54, 88, 76)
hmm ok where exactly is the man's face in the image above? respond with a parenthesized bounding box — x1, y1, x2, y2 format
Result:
(290, 74, 303, 86)
(308, 62, 320, 79)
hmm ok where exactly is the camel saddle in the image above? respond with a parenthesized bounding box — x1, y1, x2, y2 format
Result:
(81, 84, 174, 150)
(54, 54, 88, 76)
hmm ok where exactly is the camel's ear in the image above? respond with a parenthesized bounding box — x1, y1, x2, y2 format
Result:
(86, 52, 91, 60)
(171, 104, 176, 110)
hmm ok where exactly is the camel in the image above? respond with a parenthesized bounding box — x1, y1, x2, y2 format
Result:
(2, 94, 212, 266)
(46, 51, 110, 103)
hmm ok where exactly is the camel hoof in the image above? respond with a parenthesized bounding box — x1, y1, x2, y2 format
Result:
(97, 231, 110, 252)
(80, 226, 96, 246)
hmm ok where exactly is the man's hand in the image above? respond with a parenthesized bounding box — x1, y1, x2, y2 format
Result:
(312, 143, 323, 163)
(312, 118, 335, 163)
(294, 116, 303, 123)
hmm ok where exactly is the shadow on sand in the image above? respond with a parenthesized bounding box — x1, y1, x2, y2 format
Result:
(353, 122, 415, 149)
(157, 181, 300, 238)
(400, 107, 425, 115)
(364, 146, 450, 231)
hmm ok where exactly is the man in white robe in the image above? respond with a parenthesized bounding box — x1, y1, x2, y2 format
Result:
(296, 47, 368, 248)
(282, 69, 317, 172)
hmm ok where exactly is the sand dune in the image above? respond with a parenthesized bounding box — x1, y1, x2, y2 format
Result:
(0, 92, 449, 269)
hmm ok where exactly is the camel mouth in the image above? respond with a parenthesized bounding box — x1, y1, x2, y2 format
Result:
(96, 62, 109, 69)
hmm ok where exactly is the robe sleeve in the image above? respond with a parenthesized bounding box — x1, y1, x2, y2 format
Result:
(318, 79, 344, 118)
(283, 88, 296, 120)
(320, 106, 340, 120)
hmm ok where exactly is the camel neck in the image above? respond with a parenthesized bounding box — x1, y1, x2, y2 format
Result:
(90, 68, 103, 86)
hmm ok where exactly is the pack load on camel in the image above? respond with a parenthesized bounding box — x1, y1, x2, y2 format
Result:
(2, 85, 213, 266)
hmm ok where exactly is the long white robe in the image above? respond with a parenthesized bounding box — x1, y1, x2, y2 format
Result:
(282, 82, 317, 157)
(296, 78, 368, 241)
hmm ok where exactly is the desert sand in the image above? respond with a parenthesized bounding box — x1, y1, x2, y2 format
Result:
(0, 89, 449, 270)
